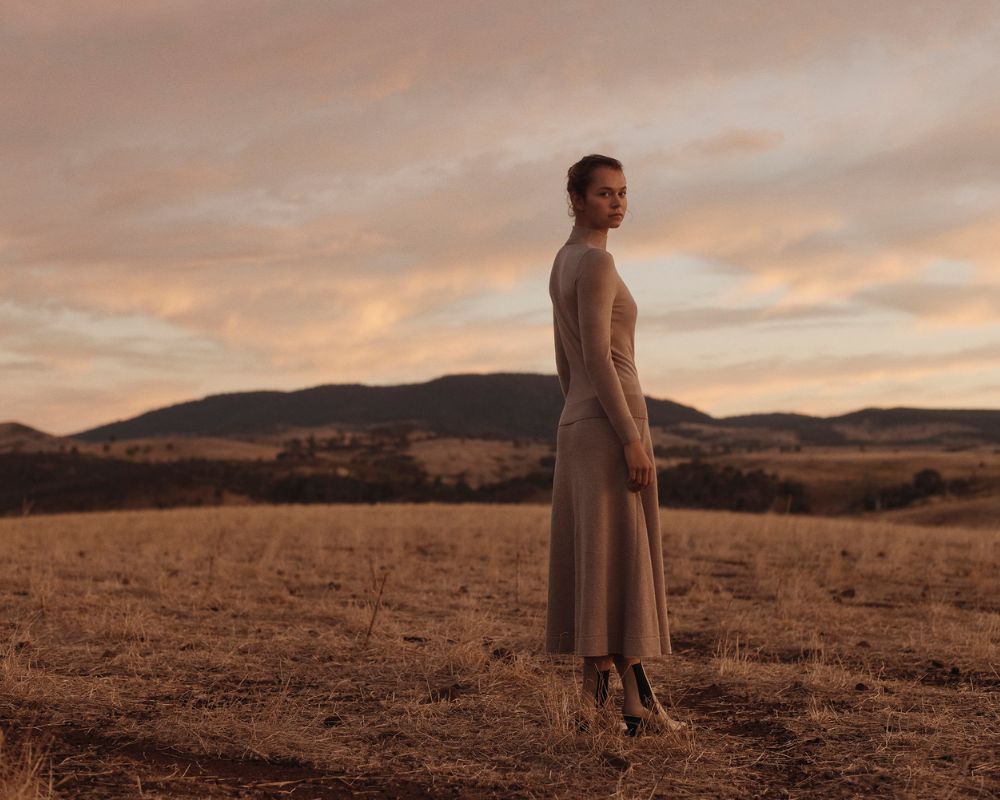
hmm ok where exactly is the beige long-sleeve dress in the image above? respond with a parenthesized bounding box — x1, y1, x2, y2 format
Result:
(544, 223, 672, 658)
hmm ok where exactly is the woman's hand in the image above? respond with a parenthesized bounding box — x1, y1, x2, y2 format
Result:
(623, 439, 655, 492)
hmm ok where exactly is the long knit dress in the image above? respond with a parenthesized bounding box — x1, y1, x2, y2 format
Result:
(544, 223, 672, 659)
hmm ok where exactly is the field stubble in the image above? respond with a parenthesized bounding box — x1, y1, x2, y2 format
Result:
(0, 504, 998, 798)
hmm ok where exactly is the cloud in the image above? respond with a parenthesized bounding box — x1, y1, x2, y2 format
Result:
(6, 378, 208, 437)
(643, 301, 866, 332)
(855, 281, 1000, 326)
(2, 1, 999, 430)
(649, 339, 1000, 414)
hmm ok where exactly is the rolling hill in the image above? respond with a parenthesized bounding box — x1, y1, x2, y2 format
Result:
(66, 373, 712, 442)
(6, 372, 998, 448)
(4, 374, 999, 520)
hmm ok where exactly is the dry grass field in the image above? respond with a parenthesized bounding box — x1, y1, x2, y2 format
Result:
(714, 446, 1000, 495)
(1, 503, 998, 798)
(407, 438, 553, 489)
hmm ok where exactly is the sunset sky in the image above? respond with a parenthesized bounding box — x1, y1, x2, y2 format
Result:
(2, 1, 999, 436)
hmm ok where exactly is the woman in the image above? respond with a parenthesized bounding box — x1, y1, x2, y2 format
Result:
(545, 154, 687, 736)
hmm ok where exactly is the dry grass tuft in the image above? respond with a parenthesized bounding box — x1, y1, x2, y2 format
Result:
(0, 726, 54, 800)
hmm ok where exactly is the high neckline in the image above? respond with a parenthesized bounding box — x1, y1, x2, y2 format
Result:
(566, 222, 608, 250)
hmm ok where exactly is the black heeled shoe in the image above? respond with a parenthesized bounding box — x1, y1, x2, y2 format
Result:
(622, 662, 688, 736)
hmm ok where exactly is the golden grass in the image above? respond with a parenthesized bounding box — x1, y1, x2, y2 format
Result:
(714, 446, 1000, 515)
(0, 725, 54, 800)
(0, 504, 998, 797)
(406, 437, 552, 489)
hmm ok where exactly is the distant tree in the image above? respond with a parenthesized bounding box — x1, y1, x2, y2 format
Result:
(946, 477, 976, 496)
(863, 467, 950, 512)
(912, 468, 945, 497)
(657, 460, 808, 513)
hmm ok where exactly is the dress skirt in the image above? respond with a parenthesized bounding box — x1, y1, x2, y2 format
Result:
(545, 412, 672, 658)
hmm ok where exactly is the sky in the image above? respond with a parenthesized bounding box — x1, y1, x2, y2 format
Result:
(2, 1, 999, 436)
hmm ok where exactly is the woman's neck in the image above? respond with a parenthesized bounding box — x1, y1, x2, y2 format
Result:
(566, 221, 608, 250)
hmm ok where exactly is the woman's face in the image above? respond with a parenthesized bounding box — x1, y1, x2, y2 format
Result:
(574, 166, 627, 229)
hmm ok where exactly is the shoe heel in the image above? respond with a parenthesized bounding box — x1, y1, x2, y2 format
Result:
(623, 714, 642, 737)
(622, 663, 688, 735)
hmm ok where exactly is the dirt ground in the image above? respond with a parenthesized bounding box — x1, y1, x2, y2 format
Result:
(1, 504, 998, 798)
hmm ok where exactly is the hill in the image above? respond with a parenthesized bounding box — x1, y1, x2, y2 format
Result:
(0, 421, 66, 452)
(724, 407, 1000, 447)
(4, 373, 1000, 519)
(63, 373, 1000, 449)
(67, 373, 712, 442)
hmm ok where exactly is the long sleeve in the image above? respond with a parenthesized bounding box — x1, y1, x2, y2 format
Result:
(553, 307, 570, 398)
(576, 249, 642, 446)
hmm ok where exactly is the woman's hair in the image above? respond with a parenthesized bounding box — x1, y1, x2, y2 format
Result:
(566, 154, 623, 216)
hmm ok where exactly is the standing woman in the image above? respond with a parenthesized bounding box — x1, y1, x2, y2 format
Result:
(546, 154, 687, 736)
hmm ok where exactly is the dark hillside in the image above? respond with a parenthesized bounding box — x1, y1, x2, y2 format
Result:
(70, 373, 711, 442)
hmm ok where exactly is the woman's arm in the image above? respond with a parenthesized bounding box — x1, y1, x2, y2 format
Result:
(576, 249, 642, 446)
(553, 307, 571, 398)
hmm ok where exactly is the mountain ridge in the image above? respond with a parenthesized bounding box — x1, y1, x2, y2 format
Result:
(48, 373, 1000, 447)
